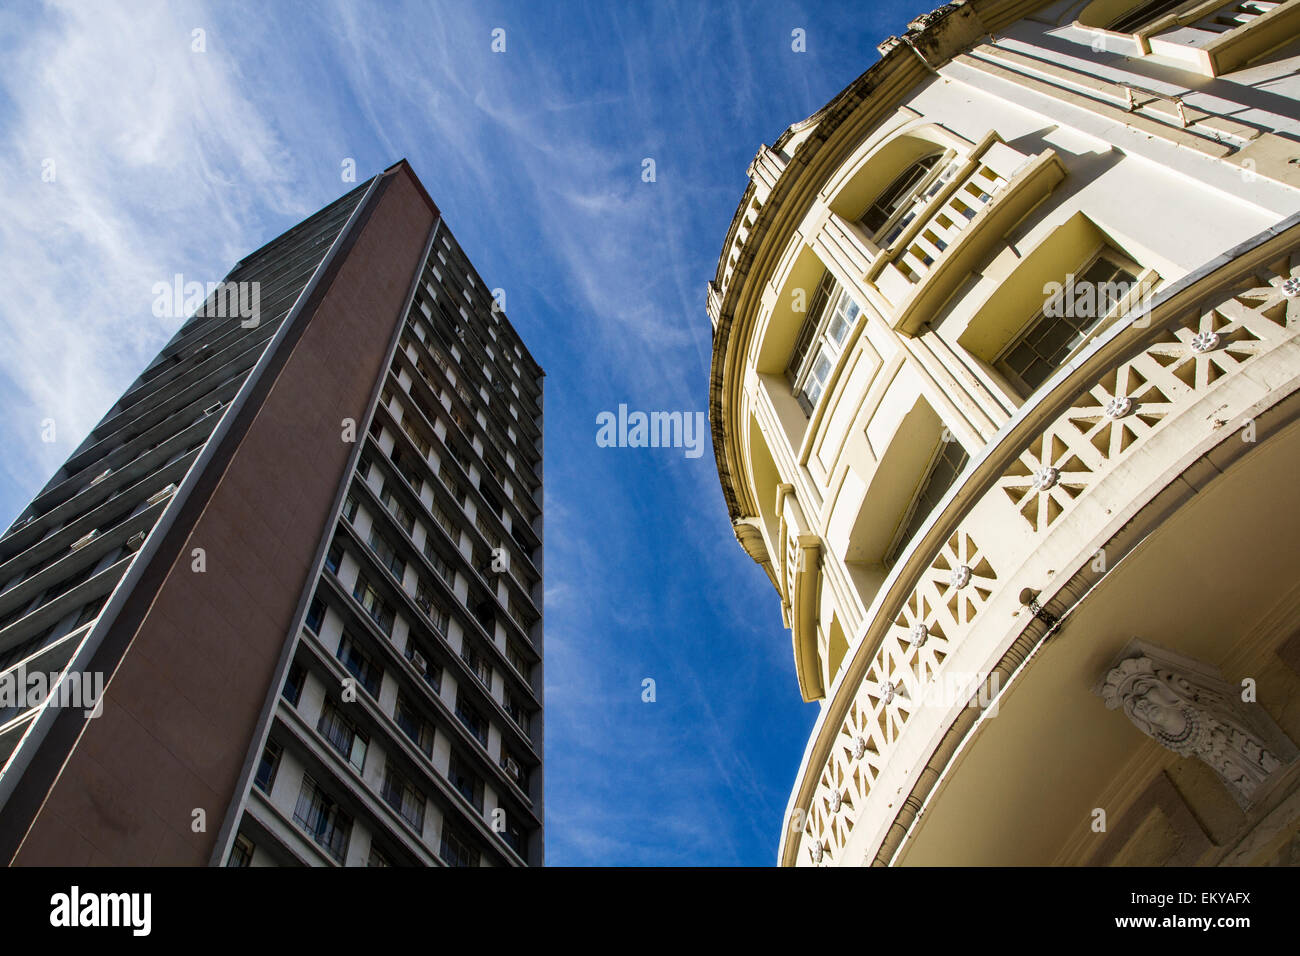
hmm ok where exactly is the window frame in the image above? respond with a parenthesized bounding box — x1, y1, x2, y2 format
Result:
(254, 739, 282, 794)
(785, 271, 864, 416)
(858, 151, 951, 244)
(883, 433, 971, 568)
(993, 245, 1142, 400)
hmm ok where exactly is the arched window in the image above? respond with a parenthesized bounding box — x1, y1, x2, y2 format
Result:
(859, 152, 944, 243)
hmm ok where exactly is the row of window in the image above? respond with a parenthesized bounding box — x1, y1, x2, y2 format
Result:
(398, 329, 542, 531)
(369, 395, 540, 604)
(358, 421, 540, 650)
(280, 772, 481, 866)
(274, 670, 505, 817)
(403, 312, 541, 496)
(298, 582, 533, 787)
(421, 236, 542, 414)
(781, 151, 1148, 573)
(265, 666, 526, 862)
(789, 243, 1138, 421)
(338, 475, 537, 695)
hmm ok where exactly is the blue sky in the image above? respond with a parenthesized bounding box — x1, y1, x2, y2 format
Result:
(0, 0, 935, 865)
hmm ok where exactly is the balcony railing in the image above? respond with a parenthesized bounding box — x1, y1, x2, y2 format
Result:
(867, 134, 1066, 336)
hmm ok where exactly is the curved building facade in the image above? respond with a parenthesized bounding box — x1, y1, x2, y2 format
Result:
(708, 0, 1300, 865)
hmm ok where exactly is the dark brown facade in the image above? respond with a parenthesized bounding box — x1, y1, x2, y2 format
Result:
(0, 161, 544, 867)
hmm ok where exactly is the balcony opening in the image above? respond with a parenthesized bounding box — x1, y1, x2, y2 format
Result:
(884, 434, 969, 567)
(839, 393, 968, 607)
(994, 248, 1139, 398)
(1108, 0, 1190, 31)
(952, 212, 1153, 405)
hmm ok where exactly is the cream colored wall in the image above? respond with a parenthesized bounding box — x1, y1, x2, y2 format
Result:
(739, 10, 1300, 699)
(716, 0, 1300, 864)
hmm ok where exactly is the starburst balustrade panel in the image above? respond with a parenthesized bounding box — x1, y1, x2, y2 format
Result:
(800, 531, 998, 864)
(997, 257, 1300, 535)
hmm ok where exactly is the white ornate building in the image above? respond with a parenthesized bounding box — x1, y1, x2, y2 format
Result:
(708, 0, 1300, 865)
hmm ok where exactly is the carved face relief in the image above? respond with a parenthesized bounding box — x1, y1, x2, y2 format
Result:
(1100, 648, 1294, 808)
(1125, 676, 1188, 740)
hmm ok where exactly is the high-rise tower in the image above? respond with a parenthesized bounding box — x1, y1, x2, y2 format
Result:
(0, 161, 544, 866)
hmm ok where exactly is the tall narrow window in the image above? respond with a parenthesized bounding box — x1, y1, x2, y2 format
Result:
(431, 502, 458, 541)
(317, 699, 368, 772)
(395, 695, 435, 757)
(368, 529, 404, 581)
(504, 689, 529, 734)
(507, 641, 530, 680)
(305, 595, 326, 633)
(786, 271, 862, 415)
(455, 693, 489, 747)
(292, 775, 351, 863)
(440, 823, 479, 867)
(415, 579, 449, 634)
(254, 740, 282, 793)
(448, 752, 484, 811)
(282, 662, 307, 706)
(336, 634, 383, 699)
(352, 577, 394, 636)
(381, 763, 426, 833)
(462, 642, 492, 689)
(324, 540, 344, 576)
(226, 834, 255, 867)
(424, 542, 453, 586)
(379, 483, 415, 534)
(390, 448, 423, 494)
(401, 416, 431, 458)
(885, 436, 970, 567)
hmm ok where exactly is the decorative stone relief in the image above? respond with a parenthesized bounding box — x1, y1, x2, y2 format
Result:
(1031, 465, 1060, 490)
(1099, 644, 1296, 807)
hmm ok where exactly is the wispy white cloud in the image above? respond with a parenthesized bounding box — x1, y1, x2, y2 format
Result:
(0, 0, 314, 503)
(0, 0, 895, 865)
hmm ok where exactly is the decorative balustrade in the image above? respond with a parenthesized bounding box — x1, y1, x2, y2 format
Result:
(1138, 0, 1300, 76)
(785, 229, 1300, 865)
